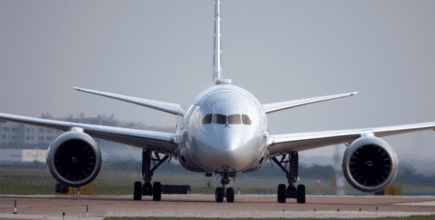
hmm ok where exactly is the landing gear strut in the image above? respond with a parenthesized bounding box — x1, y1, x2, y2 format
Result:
(215, 173, 234, 203)
(272, 151, 305, 203)
(133, 149, 168, 201)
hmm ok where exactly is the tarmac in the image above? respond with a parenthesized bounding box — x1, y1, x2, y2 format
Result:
(0, 194, 435, 219)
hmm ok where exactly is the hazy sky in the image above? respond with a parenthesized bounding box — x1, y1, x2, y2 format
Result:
(1, 1, 435, 168)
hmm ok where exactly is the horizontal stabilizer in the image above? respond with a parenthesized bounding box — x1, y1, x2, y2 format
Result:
(74, 87, 185, 116)
(263, 91, 358, 114)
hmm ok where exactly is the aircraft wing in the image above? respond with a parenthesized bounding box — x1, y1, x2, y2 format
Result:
(262, 92, 358, 114)
(74, 87, 185, 116)
(0, 113, 178, 156)
(268, 121, 435, 157)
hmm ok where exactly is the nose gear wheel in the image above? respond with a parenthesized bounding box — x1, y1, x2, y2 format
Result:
(215, 187, 224, 203)
(215, 172, 235, 203)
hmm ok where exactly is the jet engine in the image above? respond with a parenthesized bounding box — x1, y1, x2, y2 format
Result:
(342, 136, 398, 193)
(46, 129, 102, 187)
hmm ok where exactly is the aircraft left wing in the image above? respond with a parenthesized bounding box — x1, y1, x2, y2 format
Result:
(268, 121, 435, 157)
(263, 92, 358, 114)
(0, 113, 178, 156)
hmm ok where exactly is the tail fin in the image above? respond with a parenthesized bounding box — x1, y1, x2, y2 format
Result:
(213, 0, 231, 84)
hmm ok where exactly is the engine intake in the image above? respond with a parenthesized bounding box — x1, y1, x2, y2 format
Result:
(46, 130, 102, 187)
(342, 136, 398, 193)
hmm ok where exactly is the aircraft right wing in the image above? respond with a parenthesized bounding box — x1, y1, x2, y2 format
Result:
(0, 112, 179, 156)
(74, 87, 185, 116)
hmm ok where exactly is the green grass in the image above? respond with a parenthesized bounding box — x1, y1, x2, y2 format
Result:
(0, 167, 288, 195)
(104, 215, 435, 220)
(2, 167, 435, 196)
(0, 167, 136, 195)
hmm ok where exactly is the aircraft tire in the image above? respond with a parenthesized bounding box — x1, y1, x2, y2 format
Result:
(55, 183, 60, 194)
(375, 189, 385, 196)
(277, 184, 286, 203)
(287, 185, 296, 198)
(59, 184, 68, 194)
(215, 187, 224, 203)
(296, 184, 305, 204)
(134, 181, 142, 201)
(143, 182, 152, 195)
(153, 182, 162, 201)
(226, 187, 234, 203)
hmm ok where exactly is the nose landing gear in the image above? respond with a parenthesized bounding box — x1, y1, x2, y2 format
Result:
(272, 152, 306, 204)
(215, 173, 235, 203)
(133, 149, 168, 201)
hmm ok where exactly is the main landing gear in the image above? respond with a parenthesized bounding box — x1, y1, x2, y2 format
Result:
(215, 173, 234, 203)
(134, 149, 169, 201)
(272, 151, 306, 204)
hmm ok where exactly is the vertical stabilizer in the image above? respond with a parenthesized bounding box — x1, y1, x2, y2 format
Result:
(213, 0, 221, 82)
(213, 0, 231, 84)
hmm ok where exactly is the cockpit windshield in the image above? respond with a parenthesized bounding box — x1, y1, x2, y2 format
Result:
(242, 114, 251, 125)
(228, 114, 241, 124)
(202, 114, 212, 124)
(202, 114, 251, 125)
(213, 114, 226, 124)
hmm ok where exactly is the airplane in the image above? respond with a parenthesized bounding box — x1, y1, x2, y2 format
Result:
(0, 0, 434, 203)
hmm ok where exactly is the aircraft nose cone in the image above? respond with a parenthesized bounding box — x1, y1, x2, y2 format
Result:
(219, 128, 242, 152)
(207, 127, 247, 172)
(190, 126, 254, 173)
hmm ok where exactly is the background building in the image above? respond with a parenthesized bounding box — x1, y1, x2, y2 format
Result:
(0, 113, 118, 149)
(0, 112, 175, 164)
(0, 123, 24, 145)
(24, 125, 63, 145)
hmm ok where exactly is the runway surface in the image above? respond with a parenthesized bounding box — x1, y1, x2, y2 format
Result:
(1, 194, 435, 219)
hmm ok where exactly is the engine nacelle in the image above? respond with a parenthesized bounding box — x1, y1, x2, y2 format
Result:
(342, 136, 398, 193)
(46, 130, 102, 187)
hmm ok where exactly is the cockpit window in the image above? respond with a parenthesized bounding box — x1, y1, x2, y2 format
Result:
(228, 114, 241, 124)
(242, 114, 251, 125)
(213, 114, 226, 124)
(202, 114, 251, 125)
(202, 114, 212, 124)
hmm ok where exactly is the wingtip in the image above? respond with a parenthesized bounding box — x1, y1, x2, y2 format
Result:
(351, 91, 358, 96)
(73, 87, 82, 91)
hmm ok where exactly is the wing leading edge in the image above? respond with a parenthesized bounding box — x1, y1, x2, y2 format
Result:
(263, 92, 358, 114)
(74, 87, 185, 116)
(268, 121, 435, 157)
(0, 113, 178, 156)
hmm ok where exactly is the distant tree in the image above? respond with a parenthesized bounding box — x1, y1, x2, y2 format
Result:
(41, 112, 52, 119)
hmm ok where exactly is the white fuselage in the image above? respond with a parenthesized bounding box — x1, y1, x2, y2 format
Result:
(176, 84, 269, 174)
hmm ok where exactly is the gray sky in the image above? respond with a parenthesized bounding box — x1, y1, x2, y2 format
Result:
(1, 1, 435, 169)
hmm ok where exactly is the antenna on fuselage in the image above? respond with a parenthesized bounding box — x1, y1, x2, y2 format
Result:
(213, 0, 231, 85)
